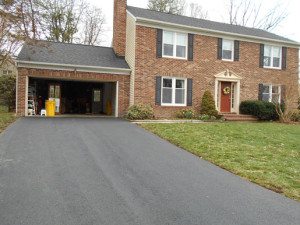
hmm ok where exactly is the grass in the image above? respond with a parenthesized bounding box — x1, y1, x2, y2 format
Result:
(141, 122, 300, 201)
(0, 105, 16, 133)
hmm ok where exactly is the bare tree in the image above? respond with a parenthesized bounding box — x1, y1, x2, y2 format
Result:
(82, 6, 105, 46)
(228, 0, 288, 31)
(188, 3, 208, 19)
(0, 0, 41, 65)
(37, 0, 87, 43)
(148, 0, 186, 15)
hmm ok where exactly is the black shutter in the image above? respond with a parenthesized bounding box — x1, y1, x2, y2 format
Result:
(258, 83, 264, 100)
(259, 44, 264, 68)
(217, 38, 222, 59)
(188, 34, 194, 61)
(156, 29, 163, 58)
(281, 85, 286, 104)
(234, 40, 240, 61)
(155, 76, 162, 105)
(282, 47, 287, 70)
(187, 79, 193, 106)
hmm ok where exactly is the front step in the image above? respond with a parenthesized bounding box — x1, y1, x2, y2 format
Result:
(220, 113, 258, 121)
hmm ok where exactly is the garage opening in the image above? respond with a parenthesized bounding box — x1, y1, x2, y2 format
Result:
(27, 78, 118, 117)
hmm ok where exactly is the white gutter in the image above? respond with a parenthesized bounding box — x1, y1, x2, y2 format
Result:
(16, 60, 131, 75)
(134, 16, 300, 47)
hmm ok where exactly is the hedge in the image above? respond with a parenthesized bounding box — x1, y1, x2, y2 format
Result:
(239, 100, 283, 121)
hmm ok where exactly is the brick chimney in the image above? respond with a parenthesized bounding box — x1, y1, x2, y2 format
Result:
(113, 0, 127, 57)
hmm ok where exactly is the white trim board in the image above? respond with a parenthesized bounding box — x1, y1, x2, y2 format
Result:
(17, 61, 131, 75)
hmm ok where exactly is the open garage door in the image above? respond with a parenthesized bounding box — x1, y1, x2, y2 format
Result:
(26, 78, 118, 117)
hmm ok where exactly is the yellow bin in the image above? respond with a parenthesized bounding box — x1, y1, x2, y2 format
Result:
(46, 100, 56, 117)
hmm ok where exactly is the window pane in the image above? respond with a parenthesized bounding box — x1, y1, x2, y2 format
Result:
(264, 46, 271, 57)
(272, 86, 279, 94)
(273, 47, 280, 57)
(164, 44, 173, 56)
(273, 57, 280, 67)
(264, 56, 271, 66)
(262, 93, 270, 101)
(176, 46, 186, 58)
(223, 40, 233, 50)
(163, 78, 172, 88)
(176, 33, 187, 46)
(163, 31, 174, 44)
(162, 88, 172, 103)
(176, 79, 184, 88)
(222, 50, 232, 60)
(175, 89, 185, 104)
(262, 85, 270, 94)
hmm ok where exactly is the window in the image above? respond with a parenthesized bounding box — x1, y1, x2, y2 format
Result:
(2, 70, 12, 76)
(264, 45, 281, 68)
(222, 39, 234, 60)
(262, 84, 281, 103)
(162, 77, 186, 106)
(163, 31, 187, 59)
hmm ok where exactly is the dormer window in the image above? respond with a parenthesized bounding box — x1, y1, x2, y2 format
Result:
(163, 31, 187, 59)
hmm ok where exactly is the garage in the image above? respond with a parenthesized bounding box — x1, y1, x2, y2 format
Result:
(16, 41, 131, 117)
(27, 78, 118, 117)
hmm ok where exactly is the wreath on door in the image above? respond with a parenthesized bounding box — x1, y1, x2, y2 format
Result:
(223, 87, 231, 95)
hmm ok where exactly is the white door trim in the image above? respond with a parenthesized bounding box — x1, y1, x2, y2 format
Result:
(115, 81, 119, 117)
(214, 70, 241, 114)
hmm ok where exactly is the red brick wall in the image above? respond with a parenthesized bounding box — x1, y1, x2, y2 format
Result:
(134, 25, 299, 118)
(16, 68, 130, 117)
(112, 0, 127, 57)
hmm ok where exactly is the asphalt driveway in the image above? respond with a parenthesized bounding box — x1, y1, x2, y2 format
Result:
(0, 118, 299, 225)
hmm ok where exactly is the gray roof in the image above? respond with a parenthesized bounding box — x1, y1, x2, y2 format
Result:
(18, 41, 130, 69)
(127, 6, 298, 44)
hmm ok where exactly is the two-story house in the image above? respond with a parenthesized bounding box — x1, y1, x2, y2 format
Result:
(16, 0, 299, 117)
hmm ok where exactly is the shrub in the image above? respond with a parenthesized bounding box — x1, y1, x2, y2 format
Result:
(125, 104, 154, 120)
(239, 100, 282, 121)
(200, 90, 218, 117)
(198, 114, 218, 121)
(176, 109, 195, 119)
(0, 75, 16, 112)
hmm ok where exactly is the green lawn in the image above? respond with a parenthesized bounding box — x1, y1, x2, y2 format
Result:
(141, 122, 300, 201)
(0, 106, 16, 133)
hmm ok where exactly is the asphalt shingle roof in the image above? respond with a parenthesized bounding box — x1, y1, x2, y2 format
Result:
(17, 41, 130, 69)
(127, 6, 298, 44)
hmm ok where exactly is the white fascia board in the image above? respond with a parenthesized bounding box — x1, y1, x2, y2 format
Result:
(16, 60, 131, 75)
(135, 17, 300, 48)
(126, 10, 137, 21)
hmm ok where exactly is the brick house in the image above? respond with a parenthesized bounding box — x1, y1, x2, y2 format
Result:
(16, 0, 299, 117)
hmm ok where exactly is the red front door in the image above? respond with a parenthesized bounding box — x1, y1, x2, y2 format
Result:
(220, 82, 231, 112)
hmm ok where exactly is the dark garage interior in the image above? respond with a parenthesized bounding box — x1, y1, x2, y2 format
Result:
(28, 78, 116, 116)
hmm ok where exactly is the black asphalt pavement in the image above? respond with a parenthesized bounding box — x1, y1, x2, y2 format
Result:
(0, 118, 299, 225)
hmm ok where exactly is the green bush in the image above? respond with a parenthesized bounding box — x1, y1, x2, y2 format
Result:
(200, 90, 218, 117)
(176, 109, 195, 119)
(125, 104, 154, 120)
(239, 100, 282, 121)
(0, 75, 16, 112)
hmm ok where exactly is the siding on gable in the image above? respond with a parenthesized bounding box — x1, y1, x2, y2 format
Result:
(125, 12, 136, 106)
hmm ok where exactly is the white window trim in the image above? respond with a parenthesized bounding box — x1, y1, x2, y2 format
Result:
(222, 39, 234, 61)
(263, 45, 282, 69)
(161, 77, 187, 106)
(262, 84, 281, 103)
(162, 30, 188, 60)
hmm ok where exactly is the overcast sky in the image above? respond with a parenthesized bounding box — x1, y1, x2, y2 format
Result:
(88, 0, 300, 47)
